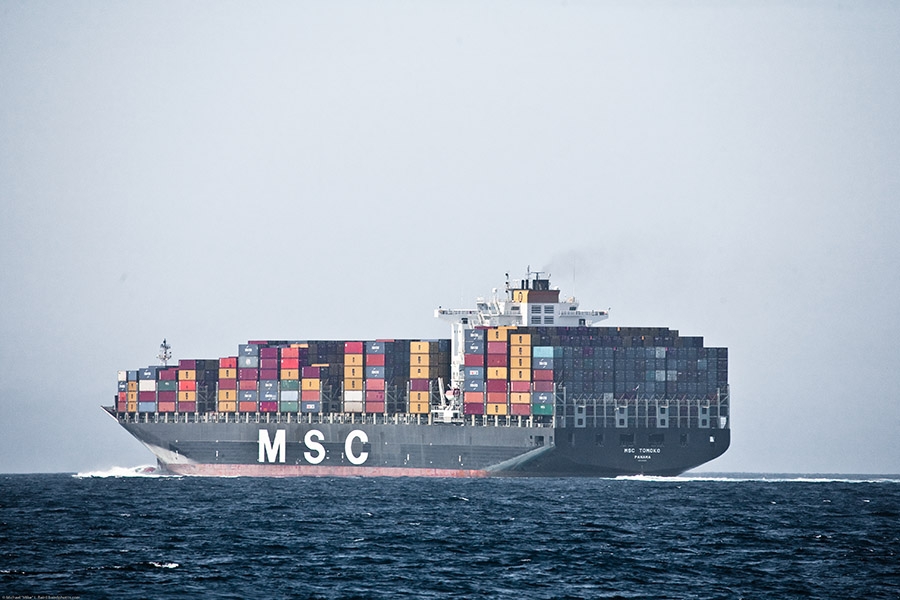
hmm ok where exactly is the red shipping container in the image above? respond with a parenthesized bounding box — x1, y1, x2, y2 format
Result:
(486, 392, 506, 404)
(464, 391, 484, 403)
(159, 368, 178, 381)
(366, 390, 385, 402)
(302, 366, 320, 378)
(533, 380, 554, 392)
(219, 378, 237, 390)
(487, 354, 508, 367)
(365, 401, 385, 413)
(260, 358, 278, 370)
(281, 347, 300, 359)
(280, 358, 299, 369)
(178, 380, 197, 392)
(118, 391, 127, 402)
(260, 401, 278, 412)
(409, 379, 429, 391)
(486, 379, 508, 393)
(366, 378, 385, 391)
(532, 369, 554, 381)
(178, 359, 197, 369)
(260, 347, 278, 359)
(510, 381, 531, 393)
(239, 379, 257, 391)
(301, 390, 321, 401)
(344, 341, 364, 354)
(220, 357, 238, 369)
(511, 403, 531, 416)
(178, 401, 197, 412)
(259, 369, 278, 381)
(464, 354, 484, 367)
(158, 401, 177, 413)
(366, 353, 385, 366)
(487, 341, 508, 354)
(238, 401, 258, 412)
(117, 400, 127, 411)
(158, 391, 177, 402)
(464, 402, 485, 415)
(238, 368, 258, 380)
(139, 391, 156, 402)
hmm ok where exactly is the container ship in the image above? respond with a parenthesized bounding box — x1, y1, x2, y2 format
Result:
(106, 271, 730, 477)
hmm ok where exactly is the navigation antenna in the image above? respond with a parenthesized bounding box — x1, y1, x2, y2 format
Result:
(158, 339, 172, 367)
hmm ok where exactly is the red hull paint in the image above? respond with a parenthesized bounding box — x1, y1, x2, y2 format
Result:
(166, 463, 490, 478)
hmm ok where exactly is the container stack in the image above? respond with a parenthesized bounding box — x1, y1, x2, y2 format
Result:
(509, 332, 531, 416)
(234, 344, 259, 413)
(158, 367, 177, 413)
(364, 341, 386, 414)
(462, 329, 485, 415)
(531, 346, 556, 415)
(138, 367, 158, 413)
(485, 328, 509, 416)
(278, 346, 300, 413)
(217, 357, 238, 413)
(409, 341, 433, 414)
(343, 342, 365, 413)
(300, 365, 325, 413)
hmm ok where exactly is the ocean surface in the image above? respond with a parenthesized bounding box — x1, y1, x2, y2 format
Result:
(1, 471, 898, 599)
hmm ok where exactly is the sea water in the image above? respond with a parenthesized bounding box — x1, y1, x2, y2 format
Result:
(1, 472, 898, 599)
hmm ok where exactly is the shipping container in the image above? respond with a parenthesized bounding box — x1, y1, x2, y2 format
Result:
(239, 356, 259, 369)
(366, 390, 385, 402)
(178, 380, 197, 392)
(409, 379, 430, 392)
(345, 378, 363, 391)
(410, 391, 430, 403)
(302, 366, 321, 378)
(465, 329, 485, 341)
(260, 401, 278, 413)
(279, 401, 300, 412)
(487, 392, 507, 404)
(218, 389, 238, 401)
(511, 403, 531, 416)
(127, 381, 138, 392)
(236, 379, 255, 391)
(510, 368, 530, 382)
(366, 353, 386, 366)
(139, 367, 159, 380)
(487, 367, 508, 380)
(510, 333, 531, 346)
(464, 391, 484, 404)
(301, 401, 321, 413)
(533, 369, 554, 381)
(218, 401, 237, 412)
(220, 357, 238, 369)
(281, 347, 300, 359)
(260, 347, 278, 359)
(486, 402, 508, 416)
(261, 390, 278, 403)
(464, 354, 484, 367)
(410, 341, 434, 354)
(365, 341, 386, 354)
(487, 355, 508, 367)
(365, 401, 385, 413)
(510, 392, 531, 404)
(533, 380, 554, 392)
(531, 403, 554, 415)
(178, 391, 196, 402)
(345, 341, 364, 354)
(139, 391, 156, 402)
(409, 401, 429, 414)
(302, 379, 321, 391)
(281, 369, 299, 380)
(463, 402, 485, 415)
(260, 369, 278, 381)
(366, 378, 385, 391)
(238, 344, 259, 357)
(280, 379, 300, 391)
(486, 379, 508, 393)
(138, 401, 157, 413)
(487, 328, 509, 342)
(159, 369, 178, 381)
(532, 346, 554, 358)
(510, 381, 531, 393)
(511, 356, 532, 369)
(138, 380, 157, 392)
(158, 401, 177, 413)
(345, 354, 364, 366)
(487, 341, 508, 354)
(240, 390, 259, 402)
(177, 401, 196, 412)
(301, 390, 320, 401)
(464, 379, 485, 392)
(532, 391, 553, 403)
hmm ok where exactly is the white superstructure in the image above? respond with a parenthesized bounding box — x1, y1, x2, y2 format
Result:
(434, 270, 609, 391)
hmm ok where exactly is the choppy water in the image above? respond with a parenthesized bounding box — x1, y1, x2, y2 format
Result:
(1, 471, 898, 599)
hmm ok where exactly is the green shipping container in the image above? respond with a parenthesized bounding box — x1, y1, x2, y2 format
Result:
(157, 380, 178, 391)
(280, 379, 300, 391)
(279, 401, 300, 412)
(531, 403, 554, 415)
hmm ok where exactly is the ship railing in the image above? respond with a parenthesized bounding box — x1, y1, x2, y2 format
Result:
(554, 388, 730, 430)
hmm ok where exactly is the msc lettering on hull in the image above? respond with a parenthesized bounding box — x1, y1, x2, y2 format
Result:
(258, 429, 369, 465)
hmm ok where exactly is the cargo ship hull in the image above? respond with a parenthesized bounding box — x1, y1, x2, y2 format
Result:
(115, 414, 730, 477)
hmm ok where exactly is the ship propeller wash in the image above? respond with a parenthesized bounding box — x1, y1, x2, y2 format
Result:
(107, 271, 730, 476)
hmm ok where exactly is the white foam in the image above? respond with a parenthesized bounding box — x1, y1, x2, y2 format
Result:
(73, 465, 175, 478)
(614, 474, 900, 484)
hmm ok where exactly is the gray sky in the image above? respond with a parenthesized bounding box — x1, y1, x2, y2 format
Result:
(2, 1, 898, 474)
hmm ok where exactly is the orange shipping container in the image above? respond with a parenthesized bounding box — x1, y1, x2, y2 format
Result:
(219, 368, 236, 379)
(488, 328, 509, 342)
(410, 391, 430, 403)
(345, 378, 363, 391)
(280, 369, 299, 380)
(409, 401, 429, 414)
(510, 334, 531, 346)
(510, 368, 531, 382)
(510, 392, 531, 404)
(511, 356, 531, 369)
(464, 392, 484, 404)
(302, 379, 320, 391)
(178, 369, 196, 381)
(178, 391, 196, 402)
(486, 402, 508, 415)
(345, 354, 364, 366)
(218, 389, 237, 401)
(411, 353, 431, 366)
(344, 365, 364, 379)
(127, 381, 138, 392)
(218, 401, 237, 413)
(487, 367, 508, 380)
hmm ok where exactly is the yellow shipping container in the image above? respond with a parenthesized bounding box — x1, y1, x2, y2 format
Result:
(218, 401, 237, 413)
(126, 401, 137, 412)
(345, 354, 364, 366)
(487, 367, 508, 380)
(510, 368, 531, 381)
(510, 392, 531, 404)
(511, 345, 530, 358)
(280, 369, 299, 380)
(410, 341, 435, 354)
(218, 389, 237, 401)
(127, 391, 138, 403)
(409, 366, 438, 379)
(487, 328, 509, 342)
(219, 368, 236, 379)
(511, 356, 532, 369)
(486, 402, 509, 416)
(410, 391, 430, 403)
(127, 381, 138, 392)
(345, 378, 363, 391)
(411, 353, 431, 366)
(178, 369, 196, 381)
(178, 391, 196, 402)
(344, 365, 364, 379)
(302, 379, 321, 391)
(510, 333, 531, 346)
(409, 401, 429, 414)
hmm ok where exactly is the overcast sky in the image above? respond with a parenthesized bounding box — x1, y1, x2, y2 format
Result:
(1, 1, 898, 474)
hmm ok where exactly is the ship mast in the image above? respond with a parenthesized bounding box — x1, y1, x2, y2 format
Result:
(158, 338, 172, 367)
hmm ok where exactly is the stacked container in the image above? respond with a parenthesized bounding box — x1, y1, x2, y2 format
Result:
(158, 366, 178, 413)
(278, 346, 300, 412)
(343, 342, 365, 413)
(409, 341, 435, 414)
(301, 365, 325, 413)
(232, 344, 258, 413)
(364, 341, 386, 413)
(531, 346, 556, 415)
(217, 357, 238, 413)
(509, 332, 532, 416)
(462, 329, 486, 415)
(485, 328, 509, 415)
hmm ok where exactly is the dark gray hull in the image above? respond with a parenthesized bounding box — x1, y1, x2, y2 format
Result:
(114, 414, 730, 477)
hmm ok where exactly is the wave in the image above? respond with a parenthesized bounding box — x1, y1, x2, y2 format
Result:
(615, 474, 900, 484)
(73, 465, 176, 478)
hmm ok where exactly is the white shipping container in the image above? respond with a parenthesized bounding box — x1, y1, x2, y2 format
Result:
(343, 400, 364, 413)
(344, 390, 364, 402)
(117, 370, 127, 382)
(138, 380, 157, 392)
